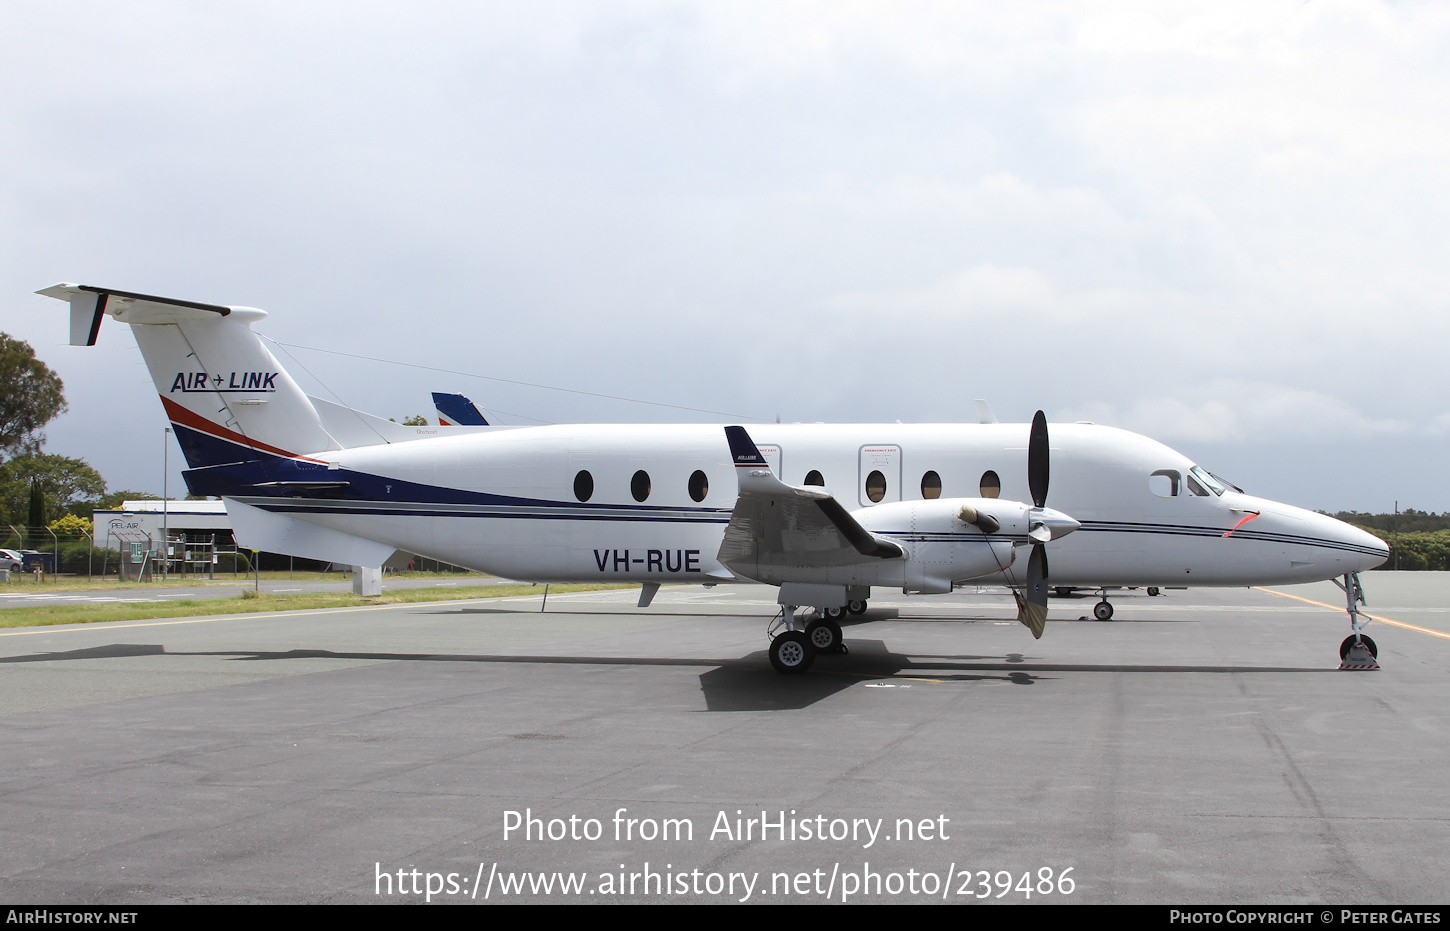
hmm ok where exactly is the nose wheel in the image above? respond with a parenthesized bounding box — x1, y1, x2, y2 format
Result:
(1093, 599, 1114, 621)
(1339, 634, 1378, 660)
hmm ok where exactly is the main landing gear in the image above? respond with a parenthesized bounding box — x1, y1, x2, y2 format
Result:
(1334, 572, 1379, 670)
(806, 617, 845, 653)
(768, 601, 865, 673)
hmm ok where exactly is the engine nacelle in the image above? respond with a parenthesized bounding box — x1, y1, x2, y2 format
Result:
(855, 498, 1029, 593)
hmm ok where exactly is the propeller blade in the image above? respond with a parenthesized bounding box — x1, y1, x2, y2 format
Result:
(1014, 544, 1049, 639)
(1028, 410, 1049, 508)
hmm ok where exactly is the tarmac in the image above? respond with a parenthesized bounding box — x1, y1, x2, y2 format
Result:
(0, 574, 1446, 905)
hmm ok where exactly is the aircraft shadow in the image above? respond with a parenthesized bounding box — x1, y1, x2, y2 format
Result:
(4, 641, 1336, 713)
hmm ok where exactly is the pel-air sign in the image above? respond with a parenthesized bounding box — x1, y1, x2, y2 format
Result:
(170, 372, 279, 393)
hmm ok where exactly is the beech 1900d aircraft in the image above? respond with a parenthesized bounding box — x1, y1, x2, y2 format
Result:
(40, 283, 1390, 673)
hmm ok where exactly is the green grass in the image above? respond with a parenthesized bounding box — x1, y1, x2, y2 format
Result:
(0, 569, 496, 594)
(0, 583, 632, 629)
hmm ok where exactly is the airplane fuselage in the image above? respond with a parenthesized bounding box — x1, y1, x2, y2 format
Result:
(217, 420, 1386, 590)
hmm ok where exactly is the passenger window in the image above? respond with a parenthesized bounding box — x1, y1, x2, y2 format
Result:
(1149, 469, 1181, 497)
(574, 470, 594, 503)
(920, 470, 942, 499)
(865, 470, 887, 503)
(804, 470, 824, 486)
(979, 470, 1001, 498)
(631, 470, 651, 502)
(688, 470, 708, 502)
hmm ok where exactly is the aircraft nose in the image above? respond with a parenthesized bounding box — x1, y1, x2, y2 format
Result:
(1297, 507, 1390, 572)
(1343, 520, 1391, 572)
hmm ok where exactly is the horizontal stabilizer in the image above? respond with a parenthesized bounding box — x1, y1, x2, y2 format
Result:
(38, 283, 239, 346)
(225, 498, 396, 567)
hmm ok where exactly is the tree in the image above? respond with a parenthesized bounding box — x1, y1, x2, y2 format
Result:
(27, 478, 45, 529)
(49, 513, 91, 537)
(0, 333, 66, 459)
(0, 454, 106, 530)
(96, 490, 158, 510)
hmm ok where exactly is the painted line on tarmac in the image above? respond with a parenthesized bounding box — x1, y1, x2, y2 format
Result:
(1257, 586, 1450, 641)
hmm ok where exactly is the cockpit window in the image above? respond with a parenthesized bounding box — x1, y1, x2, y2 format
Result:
(1189, 466, 1227, 496)
(1185, 473, 1209, 496)
(1149, 469, 1181, 497)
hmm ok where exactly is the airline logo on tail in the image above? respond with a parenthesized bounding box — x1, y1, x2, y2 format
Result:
(169, 371, 280, 393)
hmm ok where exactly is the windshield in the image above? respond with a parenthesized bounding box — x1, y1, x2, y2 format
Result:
(1189, 466, 1228, 496)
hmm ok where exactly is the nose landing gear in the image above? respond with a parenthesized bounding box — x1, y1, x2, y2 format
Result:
(1334, 572, 1379, 671)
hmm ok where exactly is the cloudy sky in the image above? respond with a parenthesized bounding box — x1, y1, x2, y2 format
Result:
(2, 1, 1447, 512)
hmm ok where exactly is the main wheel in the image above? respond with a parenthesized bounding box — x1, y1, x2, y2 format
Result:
(1339, 634, 1378, 660)
(1054, 586, 1073, 598)
(1147, 586, 1160, 597)
(1093, 600, 1115, 621)
(822, 605, 847, 621)
(847, 599, 868, 615)
(806, 618, 843, 653)
(769, 631, 815, 674)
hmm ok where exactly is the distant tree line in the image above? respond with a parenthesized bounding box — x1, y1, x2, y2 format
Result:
(1325, 510, 1450, 571)
(0, 332, 156, 562)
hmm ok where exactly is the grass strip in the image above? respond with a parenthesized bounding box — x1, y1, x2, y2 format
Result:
(0, 583, 632, 629)
(0, 570, 498, 594)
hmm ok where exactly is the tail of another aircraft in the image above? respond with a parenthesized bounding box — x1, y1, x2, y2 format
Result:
(38, 284, 340, 469)
(432, 392, 489, 426)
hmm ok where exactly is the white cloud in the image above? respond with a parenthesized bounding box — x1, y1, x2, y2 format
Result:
(1062, 380, 1414, 444)
(3, 2, 1449, 509)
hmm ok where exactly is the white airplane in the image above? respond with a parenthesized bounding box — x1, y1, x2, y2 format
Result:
(40, 283, 1390, 673)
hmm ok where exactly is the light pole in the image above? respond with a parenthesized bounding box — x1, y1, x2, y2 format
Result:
(163, 426, 171, 580)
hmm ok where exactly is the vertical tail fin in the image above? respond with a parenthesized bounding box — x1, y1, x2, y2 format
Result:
(431, 392, 489, 426)
(38, 284, 340, 468)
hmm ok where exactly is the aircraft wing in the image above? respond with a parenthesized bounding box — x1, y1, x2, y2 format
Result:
(717, 426, 903, 579)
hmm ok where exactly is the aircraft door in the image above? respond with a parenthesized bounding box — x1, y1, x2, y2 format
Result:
(858, 445, 901, 506)
(756, 444, 782, 476)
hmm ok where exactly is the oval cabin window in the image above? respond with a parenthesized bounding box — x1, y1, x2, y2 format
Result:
(920, 470, 942, 499)
(688, 470, 709, 502)
(574, 470, 594, 503)
(804, 470, 824, 486)
(631, 470, 651, 502)
(865, 470, 887, 503)
(979, 470, 1001, 498)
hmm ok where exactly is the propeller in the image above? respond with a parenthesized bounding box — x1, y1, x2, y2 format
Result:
(954, 409, 1077, 638)
(1016, 410, 1054, 639)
